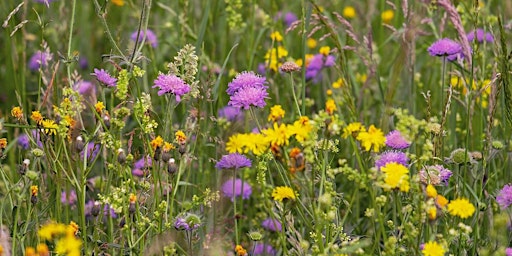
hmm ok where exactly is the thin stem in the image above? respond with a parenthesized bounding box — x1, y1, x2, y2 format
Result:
(66, 0, 77, 86)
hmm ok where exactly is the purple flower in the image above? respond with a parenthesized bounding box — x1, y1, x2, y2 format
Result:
(61, 190, 77, 206)
(221, 178, 252, 201)
(375, 151, 408, 169)
(79, 58, 88, 70)
(261, 218, 282, 232)
(284, 12, 298, 27)
(104, 204, 118, 218)
(74, 80, 96, 96)
(467, 29, 493, 43)
(427, 38, 462, 57)
(506, 248, 512, 256)
(92, 68, 117, 87)
(497, 184, 512, 209)
(80, 142, 100, 161)
(253, 244, 276, 255)
(130, 29, 158, 48)
(226, 71, 267, 96)
(228, 85, 269, 109)
(216, 153, 252, 170)
(218, 105, 244, 122)
(419, 165, 452, 186)
(174, 217, 191, 230)
(257, 63, 267, 75)
(305, 54, 336, 83)
(18, 134, 30, 150)
(132, 155, 152, 177)
(28, 51, 52, 71)
(385, 130, 410, 150)
(174, 214, 201, 231)
(152, 74, 190, 102)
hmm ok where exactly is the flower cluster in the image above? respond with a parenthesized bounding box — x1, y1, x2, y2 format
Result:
(227, 71, 269, 109)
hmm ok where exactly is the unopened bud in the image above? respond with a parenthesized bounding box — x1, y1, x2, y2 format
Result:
(117, 148, 126, 164)
(168, 158, 177, 175)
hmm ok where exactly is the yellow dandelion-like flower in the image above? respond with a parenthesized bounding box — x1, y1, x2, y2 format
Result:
(11, 106, 23, 121)
(295, 58, 303, 67)
(151, 136, 164, 151)
(381, 162, 410, 192)
(319, 46, 330, 56)
(226, 133, 249, 154)
(268, 105, 285, 122)
(0, 138, 7, 149)
(332, 78, 344, 89)
(245, 133, 269, 155)
(307, 38, 317, 49)
(447, 198, 475, 219)
(436, 195, 448, 208)
(272, 186, 297, 202)
(31, 185, 38, 196)
(36, 243, 49, 255)
(342, 6, 356, 19)
(175, 130, 187, 144)
(262, 123, 292, 146)
(163, 142, 175, 152)
(129, 193, 137, 203)
(25, 247, 36, 256)
(41, 119, 58, 136)
(421, 241, 445, 256)
(235, 245, 247, 256)
(112, 0, 125, 6)
(54, 234, 82, 256)
(342, 122, 365, 138)
(95, 101, 105, 114)
(356, 125, 386, 152)
(69, 221, 79, 236)
(270, 31, 283, 42)
(426, 184, 438, 198)
(31, 111, 44, 125)
(381, 10, 394, 24)
(38, 222, 68, 241)
(325, 99, 337, 115)
(427, 206, 437, 220)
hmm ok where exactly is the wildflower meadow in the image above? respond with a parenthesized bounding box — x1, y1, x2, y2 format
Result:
(1, 0, 512, 255)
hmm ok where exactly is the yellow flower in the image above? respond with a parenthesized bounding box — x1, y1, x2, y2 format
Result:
(175, 130, 187, 144)
(342, 6, 356, 19)
(272, 186, 297, 201)
(270, 31, 283, 42)
(381, 162, 410, 192)
(436, 195, 448, 208)
(426, 184, 437, 198)
(427, 206, 437, 220)
(245, 133, 269, 155)
(0, 138, 7, 149)
(25, 247, 36, 256)
(356, 73, 367, 83)
(421, 241, 445, 256)
(41, 119, 58, 135)
(326, 89, 333, 96)
(37, 243, 49, 255)
(112, 0, 125, 6)
(31, 111, 44, 125)
(268, 105, 285, 122)
(288, 116, 312, 143)
(235, 245, 247, 256)
(31, 185, 38, 196)
(295, 58, 303, 67)
(262, 123, 292, 146)
(342, 122, 365, 138)
(356, 125, 386, 152)
(381, 10, 394, 24)
(151, 136, 164, 151)
(54, 235, 82, 256)
(129, 193, 137, 203)
(332, 78, 344, 89)
(226, 133, 248, 153)
(447, 198, 475, 219)
(69, 221, 79, 236)
(307, 38, 317, 48)
(38, 222, 68, 240)
(163, 142, 175, 152)
(264, 46, 288, 71)
(319, 46, 330, 56)
(11, 106, 23, 121)
(95, 101, 105, 114)
(325, 99, 337, 115)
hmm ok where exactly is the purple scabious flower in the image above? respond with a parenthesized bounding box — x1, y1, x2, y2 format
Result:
(427, 38, 462, 57)
(419, 165, 452, 186)
(506, 248, 512, 256)
(92, 68, 117, 87)
(385, 130, 410, 150)
(28, 51, 52, 71)
(254, 244, 277, 255)
(497, 184, 512, 209)
(467, 28, 493, 43)
(216, 153, 252, 170)
(61, 190, 77, 206)
(152, 74, 191, 102)
(284, 12, 298, 27)
(132, 155, 152, 177)
(228, 85, 269, 109)
(305, 54, 336, 83)
(218, 105, 244, 122)
(221, 178, 252, 201)
(80, 142, 100, 161)
(18, 134, 30, 150)
(130, 29, 158, 48)
(74, 80, 96, 96)
(261, 218, 282, 232)
(375, 151, 408, 169)
(226, 71, 267, 96)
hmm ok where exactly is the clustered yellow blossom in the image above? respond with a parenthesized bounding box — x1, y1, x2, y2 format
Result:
(0, 138, 7, 149)
(421, 241, 446, 256)
(272, 186, 297, 202)
(235, 245, 247, 256)
(325, 99, 337, 115)
(151, 136, 164, 151)
(31, 185, 38, 197)
(264, 46, 288, 72)
(381, 162, 410, 192)
(268, 105, 285, 122)
(319, 46, 330, 56)
(270, 31, 283, 42)
(332, 78, 344, 89)
(41, 119, 58, 136)
(25, 243, 49, 256)
(95, 101, 105, 114)
(342, 122, 365, 138)
(175, 130, 187, 144)
(31, 111, 44, 125)
(447, 198, 475, 219)
(450, 76, 491, 107)
(37, 222, 82, 256)
(356, 125, 386, 152)
(425, 184, 437, 198)
(11, 106, 24, 121)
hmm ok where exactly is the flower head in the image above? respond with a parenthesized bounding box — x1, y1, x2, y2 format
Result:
(80, 142, 100, 161)
(467, 28, 493, 43)
(419, 165, 452, 186)
(381, 10, 394, 24)
(427, 38, 462, 59)
(253, 244, 276, 255)
(342, 122, 365, 138)
(385, 130, 410, 149)
(226, 71, 267, 96)
(218, 105, 243, 122)
(228, 85, 269, 109)
(28, 51, 52, 71)
(261, 218, 282, 232)
(11, 106, 24, 121)
(342, 6, 356, 19)
(497, 184, 512, 209)
(130, 29, 158, 48)
(268, 105, 285, 122)
(153, 74, 191, 102)
(262, 123, 292, 146)
(216, 153, 252, 170)
(375, 151, 408, 169)
(381, 162, 410, 192)
(221, 178, 252, 201)
(74, 80, 96, 96)
(61, 190, 77, 206)
(356, 125, 386, 152)
(421, 241, 445, 256)
(92, 68, 117, 87)
(447, 198, 475, 219)
(272, 186, 297, 202)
